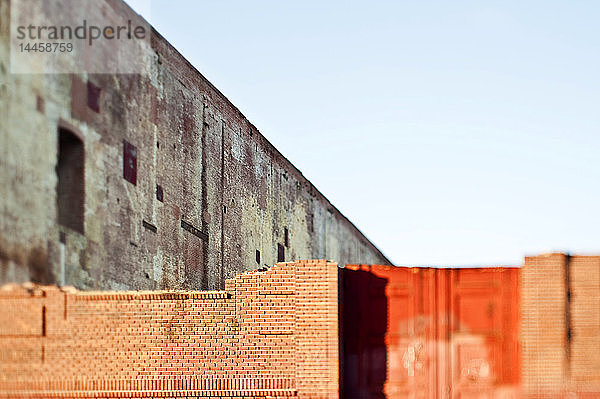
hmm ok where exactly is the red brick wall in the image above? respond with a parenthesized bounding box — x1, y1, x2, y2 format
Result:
(4, 253, 600, 399)
(521, 253, 568, 397)
(521, 254, 600, 398)
(341, 265, 520, 399)
(569, 256, 600, 395)
(0, 261, 339, 399)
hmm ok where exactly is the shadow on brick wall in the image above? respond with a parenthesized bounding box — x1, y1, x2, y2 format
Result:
(341, 268, 389, 399)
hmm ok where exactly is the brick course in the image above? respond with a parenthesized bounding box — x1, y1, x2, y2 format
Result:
(0, 261, 339, 399)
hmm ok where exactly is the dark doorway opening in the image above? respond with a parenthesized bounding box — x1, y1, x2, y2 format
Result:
(341, 267, 388, 399)
(57, 127, 85, 234)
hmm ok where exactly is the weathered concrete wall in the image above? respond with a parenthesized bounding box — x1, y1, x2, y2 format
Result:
(0, 0, 390, 290)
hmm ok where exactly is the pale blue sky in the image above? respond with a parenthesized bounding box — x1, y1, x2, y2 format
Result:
(125, 0, 600, 266)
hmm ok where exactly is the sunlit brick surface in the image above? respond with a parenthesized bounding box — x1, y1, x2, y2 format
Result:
(521, 254, 600, 398)
(0, 261, 339, 399)
(2, 254, 600, 399)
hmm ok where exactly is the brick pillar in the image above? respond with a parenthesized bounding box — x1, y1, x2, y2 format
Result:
(295, 260, 340, 399)
(521, 253, 568, 397)
(568, 256, 600, 395)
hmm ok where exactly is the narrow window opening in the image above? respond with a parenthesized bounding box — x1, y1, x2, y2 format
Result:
(142, 220, 157, 233)
(256, 250, 261, 265)
(277, 243, 285, 263)
(123, 140, 137, 185)
(36, 96, 45, 114)
(156, 184, 164, 202)
(87, 81, 101, 112)
(284, 227, 289, 247)
(57, 127, 85, 234)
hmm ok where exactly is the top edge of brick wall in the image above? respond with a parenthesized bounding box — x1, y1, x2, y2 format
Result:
(525, 253, 600, 261)
(292, 259, 337, 265)
(0, 260, 339, 298)
(72, 291, 232, 301)
(0, 288, 235, 301)
(0, 283, 51, 298)
(345, 264, 520, 272)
